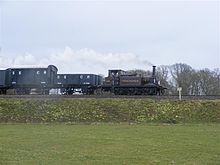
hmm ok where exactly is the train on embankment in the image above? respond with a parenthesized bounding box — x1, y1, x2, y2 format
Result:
(0, 65, 166, 95)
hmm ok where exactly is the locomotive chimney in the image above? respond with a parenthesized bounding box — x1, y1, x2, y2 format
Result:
(152, 66, 156, 77)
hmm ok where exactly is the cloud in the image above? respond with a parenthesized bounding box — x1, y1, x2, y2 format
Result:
(13, 53, 36, 65)
(0, 53, 36, 68)
(0, 47, 153, 76)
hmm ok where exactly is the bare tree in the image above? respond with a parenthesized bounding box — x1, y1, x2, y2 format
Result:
(188, 70, 201, 95)
(198, 69, 220, 95)
(213, 68, 220, 94)
(156, 65, 171, 94)
(170, 63, 193, 95)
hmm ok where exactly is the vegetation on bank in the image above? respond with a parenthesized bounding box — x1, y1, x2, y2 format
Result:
(0, 98, 219, 123)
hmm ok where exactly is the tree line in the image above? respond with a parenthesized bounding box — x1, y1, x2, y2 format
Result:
(157, 63, 220, 95)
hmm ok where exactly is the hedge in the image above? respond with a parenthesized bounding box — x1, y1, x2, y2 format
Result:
(0, 98, 220, 123)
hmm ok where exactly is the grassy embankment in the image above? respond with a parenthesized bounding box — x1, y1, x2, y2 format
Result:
(0, 98, 220, 123)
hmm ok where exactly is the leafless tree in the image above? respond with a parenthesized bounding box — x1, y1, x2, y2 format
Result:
(198, 69, 220, 95)
(169, 63, 193, 95)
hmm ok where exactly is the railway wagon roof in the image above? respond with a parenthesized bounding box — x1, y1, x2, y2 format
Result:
(5, 65, 58, 70)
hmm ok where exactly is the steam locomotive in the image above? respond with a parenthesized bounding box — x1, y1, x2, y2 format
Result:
(0, 65, 166, 95)
(102, 66, 165, 95)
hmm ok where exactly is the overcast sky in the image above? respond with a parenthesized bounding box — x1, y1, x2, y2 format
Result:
(0, 0, 219, 75)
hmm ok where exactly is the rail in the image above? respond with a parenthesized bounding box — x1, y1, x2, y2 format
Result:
(0, 95, 220, 100)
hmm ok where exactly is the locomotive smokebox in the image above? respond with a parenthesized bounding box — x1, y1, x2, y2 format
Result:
(152, 66, 156, 77)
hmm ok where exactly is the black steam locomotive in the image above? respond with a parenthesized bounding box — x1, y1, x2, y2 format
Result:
(102, 66, 165, 95)
(0, 65, 166, 95)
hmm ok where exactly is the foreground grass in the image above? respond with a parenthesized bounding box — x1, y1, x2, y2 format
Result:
(0, 124, 220, 165)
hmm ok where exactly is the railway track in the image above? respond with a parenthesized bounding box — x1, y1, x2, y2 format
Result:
(0, 95, 220, 100)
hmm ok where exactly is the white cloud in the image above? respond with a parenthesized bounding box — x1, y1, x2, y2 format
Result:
(13, 53, 36, 65)
(0, 47, 153, 76)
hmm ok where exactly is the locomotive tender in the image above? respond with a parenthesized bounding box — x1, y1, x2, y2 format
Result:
(0, 65, 165, 95)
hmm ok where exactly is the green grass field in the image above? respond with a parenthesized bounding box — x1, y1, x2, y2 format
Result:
(0, 124, 220, 165)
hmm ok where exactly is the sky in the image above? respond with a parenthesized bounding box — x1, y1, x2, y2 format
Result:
(0, 0, 219, 75)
